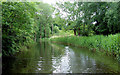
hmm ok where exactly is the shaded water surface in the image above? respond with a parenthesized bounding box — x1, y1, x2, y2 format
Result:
(3, 41, 120, 73)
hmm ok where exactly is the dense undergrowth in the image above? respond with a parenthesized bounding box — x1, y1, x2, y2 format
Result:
(2, 2, 54, 56)
(50, 34, 120, 60)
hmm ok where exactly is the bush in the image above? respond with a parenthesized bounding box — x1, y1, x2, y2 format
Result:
(2, 2, 36, 56)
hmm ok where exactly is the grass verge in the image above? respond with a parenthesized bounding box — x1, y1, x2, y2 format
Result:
(50, 33, 120, 60)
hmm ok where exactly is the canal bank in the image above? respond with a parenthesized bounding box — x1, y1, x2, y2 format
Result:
(50, 34, 120, 60)
(2, 41, 120, 73)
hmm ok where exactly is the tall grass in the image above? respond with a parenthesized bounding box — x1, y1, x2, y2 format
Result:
(50, 34, 120, 60)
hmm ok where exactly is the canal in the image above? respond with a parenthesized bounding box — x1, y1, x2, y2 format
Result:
(2, 41, 120, 73)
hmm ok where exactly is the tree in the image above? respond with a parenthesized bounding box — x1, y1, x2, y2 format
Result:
(35, 2, 53, 38)
(56, 2, 120, 36)
(56, 1, 80, 36)
(2, 2, 37, 56)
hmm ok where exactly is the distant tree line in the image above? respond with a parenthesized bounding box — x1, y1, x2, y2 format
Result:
(55, 2, 120, 36)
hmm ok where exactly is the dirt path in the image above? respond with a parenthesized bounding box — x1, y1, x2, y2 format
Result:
(50, 34, 73, 39)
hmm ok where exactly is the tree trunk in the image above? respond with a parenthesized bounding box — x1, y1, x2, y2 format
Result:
(78, 28, 80, 36)
(40, 25, 42, 38)
(44, 28, 46, 38)
(83, 24, 85, 35)
(34, 32, 36, 42)
(73, 29, 76, 36)
(51, 24, 53, 35)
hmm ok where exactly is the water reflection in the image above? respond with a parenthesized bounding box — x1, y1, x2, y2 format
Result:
(51, 46, 105, 73)
(53, 46, 71, 73)
(2, 41, 120, 73)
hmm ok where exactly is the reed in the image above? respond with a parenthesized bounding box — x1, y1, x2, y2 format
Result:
(50, 34, 120, 60)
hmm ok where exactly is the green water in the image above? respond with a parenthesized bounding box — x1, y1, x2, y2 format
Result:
(3, 41, 120, 73)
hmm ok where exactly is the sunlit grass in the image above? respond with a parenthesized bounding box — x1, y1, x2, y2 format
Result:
(50, 30, 74, 38)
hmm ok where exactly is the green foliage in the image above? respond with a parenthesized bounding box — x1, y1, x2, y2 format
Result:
(35, 2, 53, 39)
(53, 26, 59, 34)
(2, 2, 55, 56)
(0, 2, 2, 56)
(2, 2, 37, 56)
(103, 2, 120, 34)
(55, 2, 120, 35)
(50, 34, 120, 59)
(2, 1, 120, 57)
(79, 24, 94, 36)
(52, 30, 73, 37)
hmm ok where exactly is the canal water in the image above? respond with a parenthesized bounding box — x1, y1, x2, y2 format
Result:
(2, 41, 120, 73)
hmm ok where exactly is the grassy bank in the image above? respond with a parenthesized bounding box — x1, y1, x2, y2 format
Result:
(50, 34, 120, 60)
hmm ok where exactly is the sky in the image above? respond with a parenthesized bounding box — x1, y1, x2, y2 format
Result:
(42, 0, 75, 5)
(42, 0, 57, 5)
(41, 0, 119, 3)
(41, 0, 75, 18)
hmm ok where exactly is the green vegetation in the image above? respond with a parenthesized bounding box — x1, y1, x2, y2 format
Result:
(54, 2, 120, 36)
(1, 1, 120, 60)
(49, 2, 120, 60)
(1, 1, 120, 73)
(50, 34, 120, 59)
(2, 2, 56, 56)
